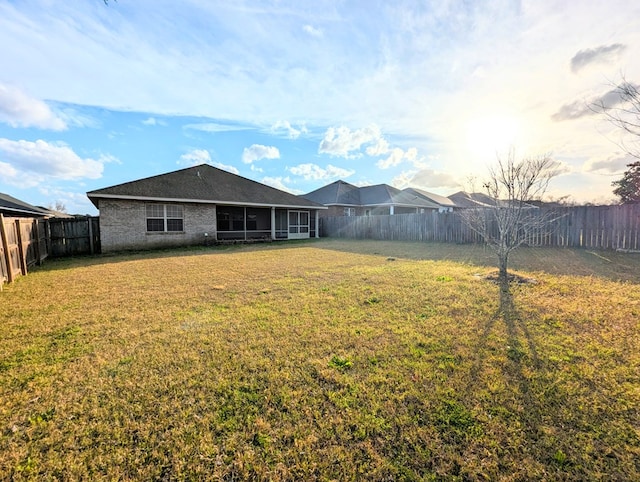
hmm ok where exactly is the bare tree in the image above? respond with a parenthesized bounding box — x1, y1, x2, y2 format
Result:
(47, 201, 68, 214)
(590, 78, 640, 203)
(593, 79, 640, 160)
(459, 150, 560, 287)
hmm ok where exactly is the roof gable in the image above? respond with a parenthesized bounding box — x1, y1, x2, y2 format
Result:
(303, 180, 361, 205)
(87, 164, 324, 209)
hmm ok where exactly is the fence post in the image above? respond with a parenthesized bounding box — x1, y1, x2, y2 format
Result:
(88, 216, 95, 254)
(0, 214, 13, 283)
(34, 218, 43, 265)
(15, 219, 28, 275)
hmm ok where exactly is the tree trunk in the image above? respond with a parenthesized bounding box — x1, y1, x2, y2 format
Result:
(498, 251, 509, 289)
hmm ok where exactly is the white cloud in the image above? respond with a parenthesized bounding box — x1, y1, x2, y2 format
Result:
(37, 187, 96, 215)
(184, 122, 253, 133)
(178, 148, 239, 173)
(213, 161, 239, 174)
(365, 137, 390, 156)
(142, 116, 166, 126)
(0, 161, 19, 181)
(55, 106, 100, 129)
(179, 148, 212, 166)
(289, 163, 355, 181)
(319, 125, 384, 158)
(270, 120, 307, 139)
(242, 144, 280, 164)
(303, 25, 323, 38)
(376, 147, 419, 169)
(0, 138, 105, 187)
(0, 84, 67, 131)
(392, 168, 461, 190)
(377, 148, 405, 169)
(261, 176, 303, 194)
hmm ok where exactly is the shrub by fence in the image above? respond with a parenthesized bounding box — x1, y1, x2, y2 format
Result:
(321, 204, 640, 251)
(0, 215, 99, 287)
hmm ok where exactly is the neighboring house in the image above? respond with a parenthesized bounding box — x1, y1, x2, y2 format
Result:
(402, 187, 457, 212)
(303, 180, 438, 217)
(448, 191, 539, 209)
(0, 193, 50, 217)
(87, 164, 327, 253)
(302, 180, 361, 217)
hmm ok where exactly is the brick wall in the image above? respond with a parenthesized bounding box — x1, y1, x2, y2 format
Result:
(320, 205, 364, 217)
(98, 199, 217, 252)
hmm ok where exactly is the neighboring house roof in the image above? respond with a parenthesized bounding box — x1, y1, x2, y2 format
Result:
(448, 191, 539, 209)
(402, 187, 457, 209)
(36, 207, 75, 219)
(87, 164, 326, 209)
(303, 180, 361, 206)
(302, 181, 438, 210)
(358, 184, 435, 208)
(448, 191, 498, 208)
(0, 193, 49, 217)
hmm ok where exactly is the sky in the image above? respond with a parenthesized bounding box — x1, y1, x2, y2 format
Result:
(1, 0, 639, 215)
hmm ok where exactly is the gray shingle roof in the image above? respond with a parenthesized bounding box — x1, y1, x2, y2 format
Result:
(0, 193, 49, 217)
(448, 191, 497, 208)
(358, 184, 437, 208)
(448, 191, 539, 209)
(303, 180, 361, 205)
(87, 164, 325, 209)
(402, 188, 456, 208)
(303, 181, 440, 209)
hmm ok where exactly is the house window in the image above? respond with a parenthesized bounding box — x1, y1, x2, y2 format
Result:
(344, 207, 356, 216)
(146, 204, 184, 232)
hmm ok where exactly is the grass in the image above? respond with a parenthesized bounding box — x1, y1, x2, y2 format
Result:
(1, 239, 639, 480)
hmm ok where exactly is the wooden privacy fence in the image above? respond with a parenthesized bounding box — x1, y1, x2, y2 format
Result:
(0, 215, 100, 287)
(321, 204, 640, 251)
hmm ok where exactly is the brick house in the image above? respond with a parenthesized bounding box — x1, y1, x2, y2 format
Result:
(87, 164, 326, 252)
(302, 180, 451, 217)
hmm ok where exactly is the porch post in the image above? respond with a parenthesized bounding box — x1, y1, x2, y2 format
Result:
(271, 207, 276, 240)
(243, 207, 247, 241)
(390, 205, 395, 215)
(315, 210, 319, 238)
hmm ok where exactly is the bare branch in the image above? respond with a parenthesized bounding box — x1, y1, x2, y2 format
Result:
(459, 150, 562, 285)
(592, 77, 640, 159)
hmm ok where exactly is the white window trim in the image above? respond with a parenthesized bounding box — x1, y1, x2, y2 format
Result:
(146, 203, 184, 233)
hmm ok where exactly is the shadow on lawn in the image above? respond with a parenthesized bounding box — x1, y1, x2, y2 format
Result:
(469, 281, 546, 456)
(31, 239, 640, 285)
(315, 239, 640, 284)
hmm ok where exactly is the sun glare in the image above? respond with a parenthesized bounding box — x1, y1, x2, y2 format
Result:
(466, 116, 521, 160)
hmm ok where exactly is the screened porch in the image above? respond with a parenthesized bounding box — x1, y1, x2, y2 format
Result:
(215, 206, 317, 241)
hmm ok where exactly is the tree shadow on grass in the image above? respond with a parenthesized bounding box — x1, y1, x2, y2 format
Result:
(468, 280, 544, 456)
